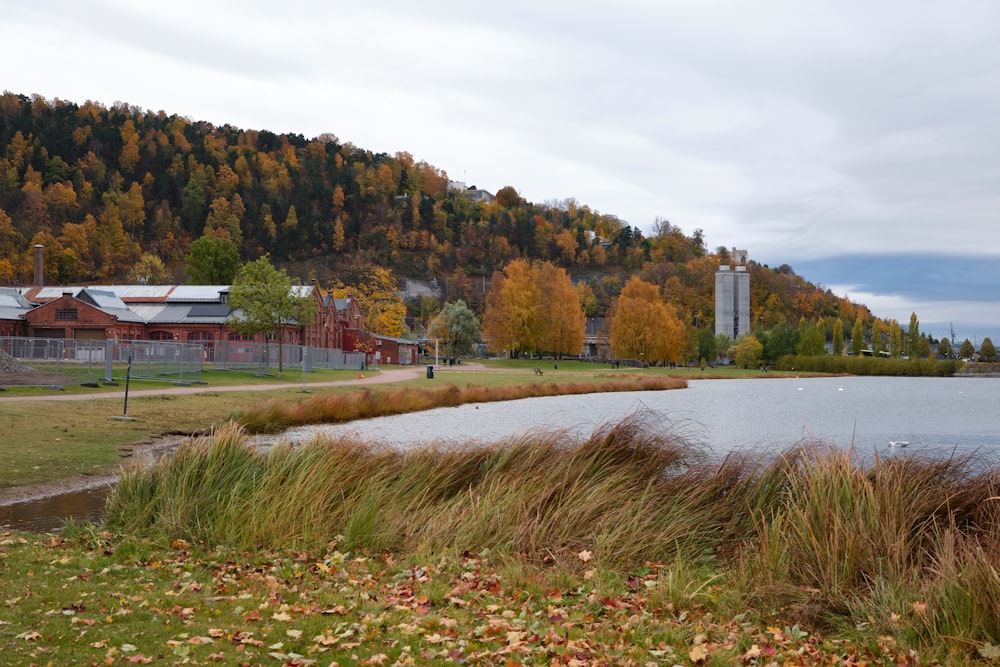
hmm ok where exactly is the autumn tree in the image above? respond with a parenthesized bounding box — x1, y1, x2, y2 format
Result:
(608, 276, 685, 364)
(227, 255, 316, 378)
(981, 337, 996, 361)
(428, 300, 481, 356)
(959, 339, 976, 360)
(535, 262, 585, 358)
(936, 336, 952, 360)
(481, 259, 540, 358)
(328, 264, 406, 337)
(127, 253, 172, 285)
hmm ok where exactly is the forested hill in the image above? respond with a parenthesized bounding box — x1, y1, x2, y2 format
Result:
(0, 92, 871, 330)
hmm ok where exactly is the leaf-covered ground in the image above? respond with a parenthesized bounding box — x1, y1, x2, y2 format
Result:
(0, 530, 941, 666)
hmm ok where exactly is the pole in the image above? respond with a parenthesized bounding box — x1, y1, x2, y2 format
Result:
(111, 351, 139, 421)
(123, 351, 132, 417)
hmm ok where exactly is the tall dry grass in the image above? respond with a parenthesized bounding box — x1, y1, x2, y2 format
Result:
(105, 418, 1000, 654)
(233, 376, 687, 433)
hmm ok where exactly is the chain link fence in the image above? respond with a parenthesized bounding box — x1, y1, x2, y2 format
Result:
(0, 337, 368, 389)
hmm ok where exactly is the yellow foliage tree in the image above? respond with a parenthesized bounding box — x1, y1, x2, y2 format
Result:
(608, 276, 686, 364)
(328, 265, 406, 337)
(481, 258, 540, 358)
(536, 262, 585, 358)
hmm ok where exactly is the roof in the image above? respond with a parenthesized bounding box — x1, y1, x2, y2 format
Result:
(374, 333, 420, 345)
(144, 304, 232, 325)
(72, 288, 146, 324)
(0, 288, 32, 309)
(0, 306, 27, 320)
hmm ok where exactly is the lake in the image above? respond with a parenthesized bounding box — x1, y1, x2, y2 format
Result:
(5, 375, 999, 531)
(258, 376, 1000, 460)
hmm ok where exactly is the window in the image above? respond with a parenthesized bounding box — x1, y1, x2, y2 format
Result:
(148, 331, 174, 341)
(55, 308, 78, 321)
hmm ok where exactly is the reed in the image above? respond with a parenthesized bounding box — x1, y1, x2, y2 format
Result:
(233, 376, 687, 433)
(105, 416, 1000, 657)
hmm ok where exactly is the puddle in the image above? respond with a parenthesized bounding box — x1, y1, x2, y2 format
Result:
(0, 436, 189, 533)
(0, 484, 113, 532)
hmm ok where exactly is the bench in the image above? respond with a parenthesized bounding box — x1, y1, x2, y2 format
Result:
(533, 367, 544, 375)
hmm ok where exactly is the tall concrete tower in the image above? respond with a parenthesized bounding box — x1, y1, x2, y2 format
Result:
(715, 249, 750, 339)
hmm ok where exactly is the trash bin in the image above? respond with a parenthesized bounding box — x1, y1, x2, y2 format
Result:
(426, 365, 434, 379)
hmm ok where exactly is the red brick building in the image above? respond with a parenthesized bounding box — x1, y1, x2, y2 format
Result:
(3, 284, 382, 359)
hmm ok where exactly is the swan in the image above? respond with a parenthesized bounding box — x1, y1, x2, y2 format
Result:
(888, 440, 909, 448)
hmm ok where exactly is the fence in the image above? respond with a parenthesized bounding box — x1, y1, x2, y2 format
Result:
(211, 340, 365, 375)
(0, 336, 367, 389)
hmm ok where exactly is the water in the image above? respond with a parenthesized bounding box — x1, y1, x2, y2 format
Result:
(6, 376, 999, 531)
(259, 376, 1000, 459)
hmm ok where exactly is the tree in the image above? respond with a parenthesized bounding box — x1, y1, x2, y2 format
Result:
(850, 316, 865, 357)
(870, 319, 885, 357)
(695, 328, 717, 365)
(729, 335, 764, 369)
(888, 321, 904, 358)
(481, 259, 540, 358)
(227, 255, 316, 378)
(796, 318, 825, 356)
(981, 337, 996, 361)
(186, 235, 240, 284)
(608, 276, 686, 364)
(127, 253, 172, 285)
(765, 317, 797, 362)
(936, 336, 952, 360)
(906, 312, 921, 359)
(959, 339, 976, 360)
(329, 264, 406, 337)
(495, 185, 520, 207)
(428, 300, 481, 356)
(832, 318, 844, 355)
(535, 262, 585, 358)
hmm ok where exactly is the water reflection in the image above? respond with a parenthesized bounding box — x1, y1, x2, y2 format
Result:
(0, 484, 112, 532)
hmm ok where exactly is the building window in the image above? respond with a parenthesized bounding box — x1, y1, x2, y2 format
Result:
(148, 331, 173, 341)
(188, 331, 215, 343)
(55, 308, 78, 321)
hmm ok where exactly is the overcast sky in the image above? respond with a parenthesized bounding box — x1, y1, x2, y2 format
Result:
(4, 0, 999, 342)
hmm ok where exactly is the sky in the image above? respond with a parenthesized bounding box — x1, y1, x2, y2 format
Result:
(4, 0, 999, 343)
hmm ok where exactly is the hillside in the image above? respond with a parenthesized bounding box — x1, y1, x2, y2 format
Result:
(0, 92, 871, 333)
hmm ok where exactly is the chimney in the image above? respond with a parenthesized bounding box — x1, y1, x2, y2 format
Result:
(34, 244, 44, 286)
